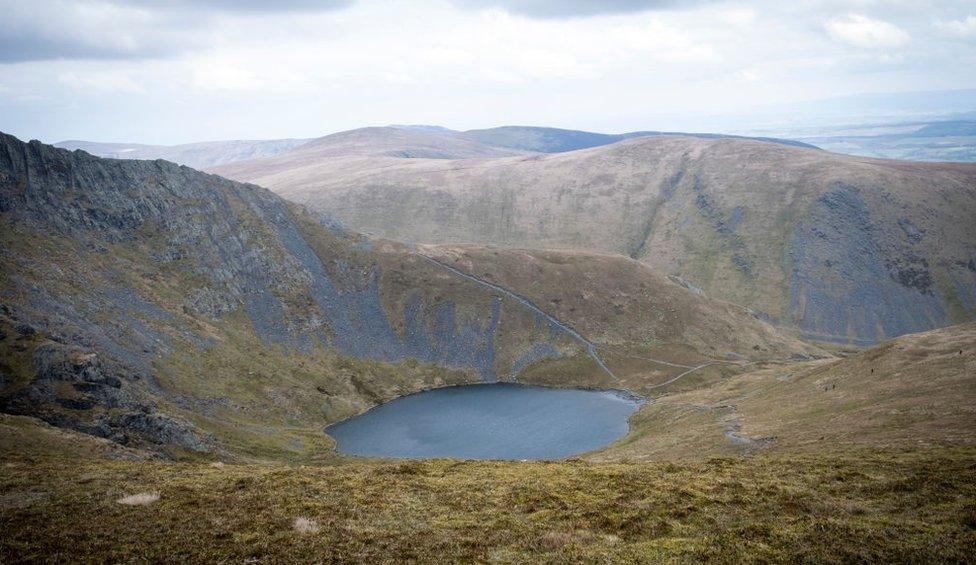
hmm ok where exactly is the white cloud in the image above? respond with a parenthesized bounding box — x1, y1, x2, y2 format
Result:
(719, 8, 756, 27)
(0, 0, 206, 62)
(0, 0, 353, 62)
(936, 15, 976, 38)
(825, 14, 910, 49)
(3, 0, 975, 145)
(58, 70, 145, 93)
(191, 61, 260, 91)
(733, 69, 759, 82)
(451, 0, 717, 19)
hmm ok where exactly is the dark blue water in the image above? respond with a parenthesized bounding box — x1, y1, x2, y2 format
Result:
(325, 383, 641, 460)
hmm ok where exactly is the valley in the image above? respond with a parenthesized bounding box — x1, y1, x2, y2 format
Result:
(2, 131, 974, 561)
(0, 132, 817, 461)
(7, 1, 976, 560)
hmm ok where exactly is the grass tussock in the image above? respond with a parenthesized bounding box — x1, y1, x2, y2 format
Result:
(293, 516, 320, 534)
(117, 492, 159, 506)
(2, 449, 974, 562)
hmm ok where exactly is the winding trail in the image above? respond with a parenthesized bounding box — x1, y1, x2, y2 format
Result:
(420, 253, 733, 387)
(644, 362, 715, 390)
(418, 253, 620, 379)
(418, 252, 796, 392)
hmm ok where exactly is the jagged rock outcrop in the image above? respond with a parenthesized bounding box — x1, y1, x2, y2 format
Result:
(0, 132, 574, 453)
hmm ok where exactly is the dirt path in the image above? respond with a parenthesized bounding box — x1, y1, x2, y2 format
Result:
(418, 253, 620, 379)
(643, 362, 715, 390)
(418, 253, 764, 389)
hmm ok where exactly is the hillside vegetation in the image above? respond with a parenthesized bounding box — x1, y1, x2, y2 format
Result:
(2, 439, 973, 562)
(599, 322, 976, 460)
(215, 132, 976, 345)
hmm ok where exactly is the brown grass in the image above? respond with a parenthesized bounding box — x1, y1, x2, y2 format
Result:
(1, 450, 974, 562)
(117, 492, 160, 506)
(292, 516, 320, 534)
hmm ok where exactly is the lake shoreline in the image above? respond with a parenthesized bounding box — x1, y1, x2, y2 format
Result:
(324, 382, 644, 460)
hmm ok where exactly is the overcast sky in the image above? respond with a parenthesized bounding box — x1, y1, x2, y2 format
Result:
(1, 0, 975, 144)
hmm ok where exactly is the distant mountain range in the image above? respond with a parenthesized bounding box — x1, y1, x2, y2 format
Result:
(54, 138, 312, 169)
(454, 126, 818, 153)
(57, 118, 976, 173)
(55, 125, 816, 168)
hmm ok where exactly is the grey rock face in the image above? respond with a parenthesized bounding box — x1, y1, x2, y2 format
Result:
(0, 317, 208, 451)
(788, 183, 947, 344)
(0, 132, 566, 451)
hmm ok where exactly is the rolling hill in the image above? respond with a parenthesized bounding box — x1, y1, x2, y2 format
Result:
(214, 133, 976, 346)
(0, 132, 814, 459)
(54, 138, 312, 169)
(58, 124, 816, 170)
(457, 125, 818, 153)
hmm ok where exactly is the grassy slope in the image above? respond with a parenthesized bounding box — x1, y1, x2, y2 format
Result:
(1, 449, 973, 562)
(156, 312, 479, 463)
(421, 244, 825, 394)
(423, 246, 820, 345)
(1, 327, 974, 562)
(599, 322, 976, 461)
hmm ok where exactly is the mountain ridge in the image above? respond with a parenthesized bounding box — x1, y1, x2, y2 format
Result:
(214, 134, 976, 345)
(55, 124, 817, 169)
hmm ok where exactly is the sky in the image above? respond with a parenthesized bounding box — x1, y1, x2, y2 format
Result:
(1, 0, 975, 145)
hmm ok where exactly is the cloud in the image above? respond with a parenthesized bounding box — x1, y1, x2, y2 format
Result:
(825, 14, 909, 49)
(0, 0, 353, 63)
(59, 70, 146, 93)
(733, 69, 758, 82)
(4, 0, 976, 146)
(451, 0, 713, 19)
(124, 0, 353, 13)
(936, 15, 976, 38)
